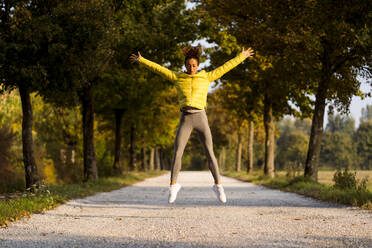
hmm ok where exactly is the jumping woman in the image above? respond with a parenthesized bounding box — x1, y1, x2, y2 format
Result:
(130, 45, 254, 203)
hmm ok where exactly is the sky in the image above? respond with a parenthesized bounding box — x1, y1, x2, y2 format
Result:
(185, 2, 372, 128)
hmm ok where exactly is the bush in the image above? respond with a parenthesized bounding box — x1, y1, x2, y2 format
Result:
(333, 168, 368, 192)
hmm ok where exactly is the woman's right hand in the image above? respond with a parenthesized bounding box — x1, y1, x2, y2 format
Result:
(130, 51, 141, 63)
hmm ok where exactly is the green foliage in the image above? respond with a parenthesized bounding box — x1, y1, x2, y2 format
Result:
(0, 1, 52, 92)
(354, 120, 372, 170)
(276, 130, 309, 172)
(326, 113, 355, 137)
(320, 131, 356, 169)
(40, 0, 118, 105)
(276, 117, 310, 175)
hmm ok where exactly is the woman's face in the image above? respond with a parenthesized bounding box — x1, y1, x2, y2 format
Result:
(186, 58, 199, 75)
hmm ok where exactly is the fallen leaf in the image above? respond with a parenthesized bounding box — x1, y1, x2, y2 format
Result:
(116, 218, 123, 221)
(191, 227, 196, 229)
(41, 232, 47, 236)
(232, 232, 238, 235)
(74, 217, 80, 219)
(294, 218, 301, 220)
(306, 232, 312, 235)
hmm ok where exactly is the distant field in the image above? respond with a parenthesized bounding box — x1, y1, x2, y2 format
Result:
(318, 170, 372, 191)
(277, 170, 372, 191)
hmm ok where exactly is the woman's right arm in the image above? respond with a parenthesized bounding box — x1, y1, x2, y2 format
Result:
(130, 51, 177, 82)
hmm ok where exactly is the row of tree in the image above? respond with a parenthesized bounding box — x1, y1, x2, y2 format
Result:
(0, 0, 371, 191)
(190, 90, 371, 174)
(195, 0, 371, 180)
(1, 0, 199, 189)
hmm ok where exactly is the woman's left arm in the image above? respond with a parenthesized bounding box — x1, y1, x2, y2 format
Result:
(207, 47, 254, 82)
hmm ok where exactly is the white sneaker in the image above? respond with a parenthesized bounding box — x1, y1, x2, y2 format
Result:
(213, 184, 227, 203)
(168, 183, 181, 204)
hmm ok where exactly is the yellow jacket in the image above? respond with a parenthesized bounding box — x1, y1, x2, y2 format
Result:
(138, 53, 247, 110)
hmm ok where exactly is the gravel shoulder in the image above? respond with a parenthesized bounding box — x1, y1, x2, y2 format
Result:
(1, 171, 371, 248)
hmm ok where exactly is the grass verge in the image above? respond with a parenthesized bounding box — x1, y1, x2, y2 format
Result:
(222, 171, 372, 211)
(0, 170, 166, 228)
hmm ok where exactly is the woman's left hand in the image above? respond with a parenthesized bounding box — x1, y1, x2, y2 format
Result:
(242, 47, 254, 58)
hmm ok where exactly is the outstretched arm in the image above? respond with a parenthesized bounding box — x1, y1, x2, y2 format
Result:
(130, 51, 177, 82)
(207, 47, 254, 82)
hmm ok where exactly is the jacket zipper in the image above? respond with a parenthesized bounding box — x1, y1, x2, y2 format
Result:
(190, 77, 193, 106)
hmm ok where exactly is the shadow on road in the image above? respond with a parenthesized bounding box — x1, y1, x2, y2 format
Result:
(60, 185, 346, 209)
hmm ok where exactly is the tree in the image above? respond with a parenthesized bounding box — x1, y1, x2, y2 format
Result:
(197, 0, 313, 177)
(34, 103, 81, 182)
(94, 0, 198, 171)
(42, 0, 118, 181)
(326, 113, 355, 137)
(360, 105, 372, 123)
(354, 121, 372, 170)
(320, 131, 356, 169)
(197, 0, 371, 180)
(276, 117, 310, 171)
(0, 0, 61, 189)
(301, 0, 372, 180)
(276, 131, 309, 173)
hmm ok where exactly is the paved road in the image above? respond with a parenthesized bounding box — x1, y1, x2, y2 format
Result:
(1, 171, 371, 248)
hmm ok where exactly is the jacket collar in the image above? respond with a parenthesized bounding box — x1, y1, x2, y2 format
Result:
(181, 70, 206, 77)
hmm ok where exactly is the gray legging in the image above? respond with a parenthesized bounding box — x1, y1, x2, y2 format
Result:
(170, 110, 221, 184)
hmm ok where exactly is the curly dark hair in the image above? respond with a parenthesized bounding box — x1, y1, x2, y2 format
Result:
(182, 44, 202, 65)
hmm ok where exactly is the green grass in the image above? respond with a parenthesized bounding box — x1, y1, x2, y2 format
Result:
(222, 170, 372, 211)
(0, 170, 166, 228)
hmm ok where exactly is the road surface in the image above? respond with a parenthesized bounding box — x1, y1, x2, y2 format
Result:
(1, 171, 371, 247)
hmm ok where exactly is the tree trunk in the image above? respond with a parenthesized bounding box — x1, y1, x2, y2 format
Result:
(155, 147, 161, 170)
(219, 146, 226, 170)
(113, 109, 124, 170)
(82, 85, 98, 181)
(129, 124, 137, 171)
(160, 149, 169, 170)
(64, 142, 75, 182)
(19, 86, 40, 190)
(158, 149, 164, 170)
(304, 78, 328, 181)
(65, 143, 75, 168)
(149, 147, 155, 170)
(141, 146, 147, 171)
(218, 149, 223, 170)
(165, 149, 170, 170)
(264, 93, 275, 178)
(247, 120, 254, 173)
(236, 131, 242, 171)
